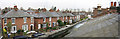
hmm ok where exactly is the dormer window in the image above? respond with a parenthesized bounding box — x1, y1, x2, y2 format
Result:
(11, 18, 15, 24)
(23, 17, 27, 23)
(43, 18, 46, 22)
(4, 18, 7, 24)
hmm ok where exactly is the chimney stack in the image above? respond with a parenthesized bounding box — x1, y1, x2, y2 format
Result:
(49, 9, 54, 12)
(111, 2, 113, 7)
(56, 9, 60, 12)
(14, 5, 18, 11)
(42, 8, 47, 12)
(114, 2, 116, 7)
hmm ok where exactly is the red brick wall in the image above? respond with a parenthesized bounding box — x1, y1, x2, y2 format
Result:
(51, 17, 57, 27)
(3, 17, 34, 31)
(34, 18, 43, 30)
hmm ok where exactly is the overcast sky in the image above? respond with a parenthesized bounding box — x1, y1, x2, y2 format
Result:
(0, 0, 119, 11)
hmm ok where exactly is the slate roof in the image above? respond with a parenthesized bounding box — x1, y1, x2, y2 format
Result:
(66, 13, 74, 16)
(79, 13, 85, 15)
(57, 12, 67, 16)
(73, 13, 85, 16)
(33, 12, 48, 18)
(26, 10, 35, 13)
(43, 11, 60, 17)
(3, 10, 33, 18)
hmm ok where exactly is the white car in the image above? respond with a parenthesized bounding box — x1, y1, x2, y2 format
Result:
(26, 31, 37, 34)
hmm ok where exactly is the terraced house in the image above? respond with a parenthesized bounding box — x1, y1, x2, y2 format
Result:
(2, 6, 34, 33)
(34, 12, 49, 30)
(1, 6, 86, 34)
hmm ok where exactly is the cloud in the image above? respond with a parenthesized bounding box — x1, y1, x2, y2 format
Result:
(0, 0, 118, 11)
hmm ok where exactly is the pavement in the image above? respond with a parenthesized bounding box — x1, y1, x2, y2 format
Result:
(65, 14, 119, 37)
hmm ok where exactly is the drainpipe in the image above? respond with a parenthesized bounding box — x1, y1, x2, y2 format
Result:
(2, 18, 4, 38)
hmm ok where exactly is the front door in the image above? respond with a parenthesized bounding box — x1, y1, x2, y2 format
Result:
(31, 25, 33, 31)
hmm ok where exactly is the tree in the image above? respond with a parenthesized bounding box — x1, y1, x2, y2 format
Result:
(57, 19, 62, 24)
(6, 22, 12, 33)
(57, 19, 64, 26)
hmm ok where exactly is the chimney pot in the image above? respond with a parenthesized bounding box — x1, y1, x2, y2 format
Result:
(111, 2, 113, 7)
(14, 5, 18, 11)
(114, 2, 116, 7)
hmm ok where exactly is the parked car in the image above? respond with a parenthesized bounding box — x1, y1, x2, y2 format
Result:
(13, 36, 29, 39)
(32, 33, 45, 38)
(27, 31, 37, 34)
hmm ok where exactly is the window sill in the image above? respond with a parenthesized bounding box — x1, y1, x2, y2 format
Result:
(4, 23, 7, 25)
(12, 23, 15, 24)
(24, 22, 26, 23)
(49, 20, 51, 21)
(43, 21, 46, 22)
(11, 31, 17, 33)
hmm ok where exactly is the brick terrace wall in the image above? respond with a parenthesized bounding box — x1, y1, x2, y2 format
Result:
(3, 17, 34, 31)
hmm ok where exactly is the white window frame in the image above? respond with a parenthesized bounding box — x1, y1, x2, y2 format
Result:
(57, 17, 59, 20)
(4, 18, 7, 24)
(49, 22, 51, 27)
(63, 16, 64, 22)
(38, 24, 41, 29)
(53, 22, 56, 27)
(11, 26, 17, 33)
(49, 17, 51, 21)
(43, 24, 46, 28)
(23, 17, 27, 23)
(30, 24, 34, 30)
(63, 16, 64, 20)
(43, 18, 46, 22)
(70, 17, 72, 19)
(66, 16, 67, 19)
(11, 18, 15, 24)
(31, 17, 34, 23)
(22, 25, 28, 32)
